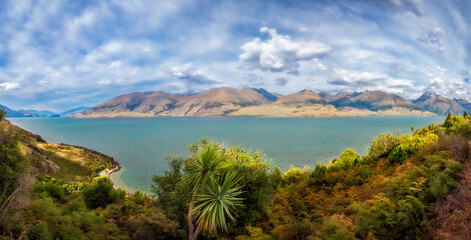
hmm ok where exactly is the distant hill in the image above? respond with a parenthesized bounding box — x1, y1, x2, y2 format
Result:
(77, 88, 438, 118)
(412, 92, 464, 115)
(251, 88, 279, 102)
(455, 99, 471, 113)
(18, 109, 57, 117)
(275, 90, 326, 106)
(329, 92, 362, 104)
(330, 90, 414, 111)
(318, 92, 334, 102)
(61, 106, 90, 116)
(0, 104, 30, 117)
(76, 87, 272, 117)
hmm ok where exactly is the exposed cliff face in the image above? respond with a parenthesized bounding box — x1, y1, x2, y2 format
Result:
(412, 92, 465, 115)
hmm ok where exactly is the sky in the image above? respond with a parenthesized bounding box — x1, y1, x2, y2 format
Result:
(0, 0, 470, 111)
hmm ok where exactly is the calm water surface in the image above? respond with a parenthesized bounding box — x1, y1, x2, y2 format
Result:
(9, 116, 443, 192)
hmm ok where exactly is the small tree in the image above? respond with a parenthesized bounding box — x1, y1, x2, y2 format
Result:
(82, 176, 125, 209)
(443, 112, 452, 128)
(0, 131, 28, 215)
(464, 111, 469, 119)
(0, 109, 5, 121)
(183, 144, 243, 240)
(388, 146, 405, 165)
(332, 148, 360, 170)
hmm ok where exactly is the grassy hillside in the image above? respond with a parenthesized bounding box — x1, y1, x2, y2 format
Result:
(1, 111, 471, 239)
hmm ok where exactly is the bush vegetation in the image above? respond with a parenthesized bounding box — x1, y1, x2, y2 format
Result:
(1, 115, 471, 239)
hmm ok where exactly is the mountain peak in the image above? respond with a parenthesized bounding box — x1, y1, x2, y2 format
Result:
(275, 90, 325, 106)
(413, 92, 464, 115)
(423, 91, 439, 97)
(251, 88, 279, 102)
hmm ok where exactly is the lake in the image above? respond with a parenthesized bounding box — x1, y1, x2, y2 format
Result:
(9, 116, 444, 192)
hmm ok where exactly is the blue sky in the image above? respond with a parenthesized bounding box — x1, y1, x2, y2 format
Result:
(0, 0, 470, 111)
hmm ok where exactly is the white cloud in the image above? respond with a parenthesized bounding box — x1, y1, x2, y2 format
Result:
(109, 60, 122, 69)
(329, 69, 414, 90)
(98, 80, 112, 85)
(170, 63, 221, 92)
(239, 27, 331, 74)
(313, 59, 327, 71)
(0, 0, 470, 109)
(0, 82, 20, 90)
(141, 46, 155, 52)
(418, 26, 446, 51)
(379, 0, 425, 16)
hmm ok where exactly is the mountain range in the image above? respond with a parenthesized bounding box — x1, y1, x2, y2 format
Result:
(0, 105, 90, 118)
(74, 88, 471, 118)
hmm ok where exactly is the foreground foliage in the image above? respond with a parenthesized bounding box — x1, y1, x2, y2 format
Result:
(2, 114, 471, 239)
(153, 139, 281, 239)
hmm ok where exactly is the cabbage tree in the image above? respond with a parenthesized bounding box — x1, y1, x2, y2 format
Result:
(184, 144, 243, 240)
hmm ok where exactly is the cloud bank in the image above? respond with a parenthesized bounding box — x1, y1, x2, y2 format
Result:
(0, 0, 470, 110)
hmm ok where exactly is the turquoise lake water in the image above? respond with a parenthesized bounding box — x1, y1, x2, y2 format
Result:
(9, 116, 444, 192)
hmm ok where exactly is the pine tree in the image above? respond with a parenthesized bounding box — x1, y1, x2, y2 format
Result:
(444, 112, 452, 129)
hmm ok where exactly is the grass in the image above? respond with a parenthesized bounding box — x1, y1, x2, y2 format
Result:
(40, 149, 91, 182)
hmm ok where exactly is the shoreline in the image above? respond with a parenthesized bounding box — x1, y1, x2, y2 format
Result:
(1, 119, 126, 191)
(99, 159, 122, 181)
(42, 142, 125, 189)
(72, 111, 438, 118)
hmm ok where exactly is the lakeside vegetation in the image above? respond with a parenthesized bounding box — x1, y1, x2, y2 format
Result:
(1, 108, 471, 239)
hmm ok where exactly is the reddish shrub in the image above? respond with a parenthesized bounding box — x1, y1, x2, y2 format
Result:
(430, 158, 471, 239)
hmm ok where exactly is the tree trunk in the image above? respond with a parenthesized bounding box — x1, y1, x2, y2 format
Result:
(188, 187, 199, 240)
(191, 223, 202, 240)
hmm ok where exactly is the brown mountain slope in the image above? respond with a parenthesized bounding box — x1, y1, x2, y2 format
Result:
(455, 98, 471, 113)
(161, 87, 272, 116)
(331, 90, 414, 110)
(412, 92, 464, 115)
(328, 92, 362, 105)
(76, 87, 272, 117)
(275, 90, 326, 106)
(75, 88, 437, 118)
(78, 91, 186, 117)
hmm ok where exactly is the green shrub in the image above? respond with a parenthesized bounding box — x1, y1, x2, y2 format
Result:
(311, 162, 327, 179)
(363, 133, 400, 163)
(360, 166, 372, 179)
(31, 179, 66, 201)
(0, 109, 5, 120)
(270, 220, 314, 240)
(331, 148, 360, 170)
(133, 191, 147, 205)
(82, 177, 124, 209)
(357, 196, 427, 239)
(0, 131, 26, 209)
(388, 146, 405, 165)
(320, 218, 358, 240)
(129, 210, 186, 240)
(428, 159, 461, 201)
(236, 226, 273, 240)
(27, 222, 52, 240)
(62, 198, 87, 215)
(283, 166, 310, 184)
(444, 115, 471, 137)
